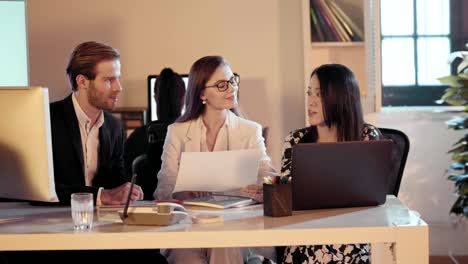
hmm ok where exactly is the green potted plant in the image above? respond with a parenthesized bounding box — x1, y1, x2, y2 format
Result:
(437, 43, 468, 216)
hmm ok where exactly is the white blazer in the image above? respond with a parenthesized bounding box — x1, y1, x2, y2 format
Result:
(154, 111, 271, 200)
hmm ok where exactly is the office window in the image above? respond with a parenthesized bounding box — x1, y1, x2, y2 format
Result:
(381, 0, 451, 106)
(0, 0, 28, 86)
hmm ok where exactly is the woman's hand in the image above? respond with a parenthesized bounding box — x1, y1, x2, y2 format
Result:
(241, 184, 263, 203)
(172, 191, 212, 201)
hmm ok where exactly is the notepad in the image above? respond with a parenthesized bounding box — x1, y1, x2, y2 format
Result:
(183, 195, 255, 209)
(174, 149, 261, 192)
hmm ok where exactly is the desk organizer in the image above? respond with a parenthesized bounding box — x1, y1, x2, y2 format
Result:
(263, 183, 292, 217)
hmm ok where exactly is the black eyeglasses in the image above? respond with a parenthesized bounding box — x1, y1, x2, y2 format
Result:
(205, 74, 240, 92)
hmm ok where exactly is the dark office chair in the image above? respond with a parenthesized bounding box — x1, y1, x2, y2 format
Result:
(124, 122, 168, 200)
(139, 123, 167, 199)
(131, 156, 156, 201)
(379, 127, 410, 197)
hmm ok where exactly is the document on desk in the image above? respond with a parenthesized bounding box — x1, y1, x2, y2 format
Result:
(174, 149, 261, 192)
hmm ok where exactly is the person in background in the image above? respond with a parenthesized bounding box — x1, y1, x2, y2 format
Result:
(280, 64, 382, 264)
(123, 68, 186, 200)
(154, 55, 274, 264)
(50, 41, 143, 205)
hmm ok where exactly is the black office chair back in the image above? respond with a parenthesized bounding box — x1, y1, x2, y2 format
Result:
(147, 123, 168, 145)
(136, 123, 167, 200)
(124, 122, 168, 200)
(379, 127, 410, 196)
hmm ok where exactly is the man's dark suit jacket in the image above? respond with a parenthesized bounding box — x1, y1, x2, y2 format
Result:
(50, 94, 128, 205)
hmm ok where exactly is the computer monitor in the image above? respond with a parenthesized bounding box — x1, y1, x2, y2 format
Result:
(0, 87, 58, 202)
(147, 74, 189, 122)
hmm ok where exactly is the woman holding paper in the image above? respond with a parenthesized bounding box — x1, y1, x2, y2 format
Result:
(154, 55, 274, 264)
(280, 64, 383, 264)
(154, 55, 271, 201)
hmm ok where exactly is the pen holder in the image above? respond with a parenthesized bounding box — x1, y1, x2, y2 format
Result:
(263, 183, 292, 217)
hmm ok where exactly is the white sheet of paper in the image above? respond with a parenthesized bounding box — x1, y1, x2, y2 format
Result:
(174, 149, 261, 192)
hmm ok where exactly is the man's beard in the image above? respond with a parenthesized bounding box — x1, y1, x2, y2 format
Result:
(87, 81, 114, 111)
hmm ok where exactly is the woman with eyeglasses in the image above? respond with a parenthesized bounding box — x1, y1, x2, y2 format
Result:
(279, 64, 383, 264)
(154, 55, 274, 264)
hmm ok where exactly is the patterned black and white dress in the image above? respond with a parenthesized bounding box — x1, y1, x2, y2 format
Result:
(280, 124, 382, 264)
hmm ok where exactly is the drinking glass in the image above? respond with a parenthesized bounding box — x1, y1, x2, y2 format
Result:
(71, 193, 94, 230)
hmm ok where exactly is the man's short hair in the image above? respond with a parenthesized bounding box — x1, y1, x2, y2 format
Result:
(66, 41, 120, 91)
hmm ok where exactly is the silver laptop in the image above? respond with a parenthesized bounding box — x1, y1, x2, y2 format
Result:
(291, 140, 392, 210)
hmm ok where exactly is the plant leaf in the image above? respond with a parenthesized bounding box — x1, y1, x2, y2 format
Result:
(438, 75, 464, 87)
(451, 152, 468, 162)
(450, 196, 464, 215)
(457, 91, 468, 101)
(450, 162, 465, 170)
(459, 73, 468, 79)
(441, 87, 457, 100)
(448, 144, 468, 154)
(452, 135, 468, 146)
(447, 116, 468, 129)
(448, 174, 468, 181)
(458, 80, 468, 89)
(455, 179, 468, 195)
(458, 62, 468, 74)
(445, 98, 466, 106)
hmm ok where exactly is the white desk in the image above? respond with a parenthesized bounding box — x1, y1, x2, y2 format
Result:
(0, 196, 428, 263)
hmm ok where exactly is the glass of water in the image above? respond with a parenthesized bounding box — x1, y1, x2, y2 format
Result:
(71, 193, 94, 231)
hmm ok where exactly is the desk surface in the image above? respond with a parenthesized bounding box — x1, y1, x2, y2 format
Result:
(0, 196, 427, 253)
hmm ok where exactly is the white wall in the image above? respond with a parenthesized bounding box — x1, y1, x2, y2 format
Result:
(26, 0, 306, 169)
(366, 109, 468, 256)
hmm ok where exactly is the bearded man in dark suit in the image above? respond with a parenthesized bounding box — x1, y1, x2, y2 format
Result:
(50, 41, 143, 205)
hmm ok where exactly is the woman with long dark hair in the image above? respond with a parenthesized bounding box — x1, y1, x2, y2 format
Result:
(280, 64, 382, 264)
(154, 68, 186, 123)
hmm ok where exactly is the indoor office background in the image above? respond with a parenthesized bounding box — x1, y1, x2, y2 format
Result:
(1, 0, 468, 262)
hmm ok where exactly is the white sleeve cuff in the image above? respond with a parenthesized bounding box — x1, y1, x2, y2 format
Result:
(96, 187, 104, 206)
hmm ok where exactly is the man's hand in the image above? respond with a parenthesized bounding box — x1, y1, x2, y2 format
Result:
(100, 182, 144, 205)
